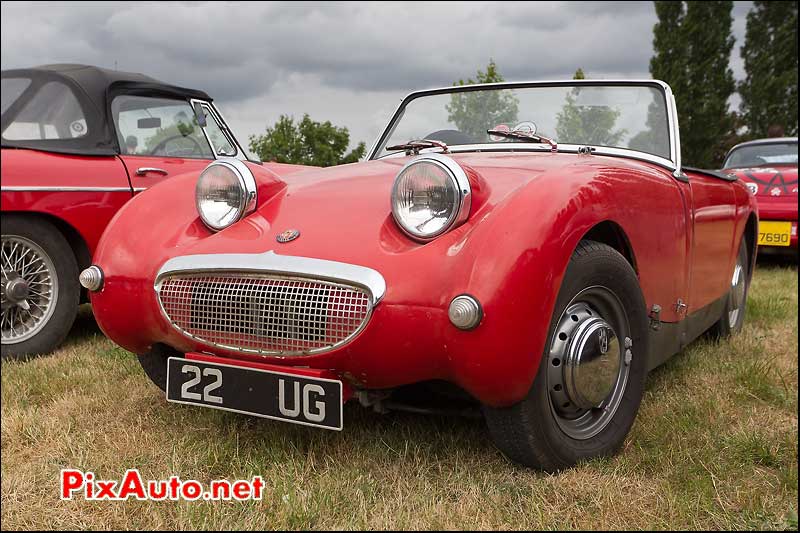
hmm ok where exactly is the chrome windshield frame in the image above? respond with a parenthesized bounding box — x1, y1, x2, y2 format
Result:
(367, 79, 683, 178)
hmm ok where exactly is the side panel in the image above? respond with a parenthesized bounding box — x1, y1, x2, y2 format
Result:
(0, 149, 132, 254)
(683, 172, 737, 313)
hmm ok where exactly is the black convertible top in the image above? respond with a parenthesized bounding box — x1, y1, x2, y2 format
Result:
(1, 64, 212, 156)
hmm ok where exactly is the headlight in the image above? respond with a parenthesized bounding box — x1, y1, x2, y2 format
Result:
(195, 159, 257, 231)
(390, 154, 472, 241)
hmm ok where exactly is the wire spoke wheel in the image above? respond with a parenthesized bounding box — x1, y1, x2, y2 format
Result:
(546, 285, 632, 440)
(1, 235, 59, 344)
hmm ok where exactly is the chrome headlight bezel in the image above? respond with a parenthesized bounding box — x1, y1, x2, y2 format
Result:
(390, 153, 472, 242)
(195, 158, 257, 232)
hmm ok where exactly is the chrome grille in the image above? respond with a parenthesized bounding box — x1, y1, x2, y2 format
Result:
(157, 273, 372, 356)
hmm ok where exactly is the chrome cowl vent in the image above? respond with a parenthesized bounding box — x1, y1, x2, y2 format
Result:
(156, 273, 373, 356)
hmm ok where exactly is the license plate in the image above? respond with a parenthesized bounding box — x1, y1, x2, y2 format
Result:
(166, 357, 343, 430)
(758, 221, 792, 247)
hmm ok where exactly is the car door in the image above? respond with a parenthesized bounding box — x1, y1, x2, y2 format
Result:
(112, 95, 233, 193)
(683, 171, 737, 314)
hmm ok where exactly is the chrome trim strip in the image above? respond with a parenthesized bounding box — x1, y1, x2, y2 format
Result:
(156, 250, 386, 304)
(664, 85, 682, 178)
(0, 186, 132, 192)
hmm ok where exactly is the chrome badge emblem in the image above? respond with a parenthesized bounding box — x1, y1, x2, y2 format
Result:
(598, 328, 609, 354)
(276, 229, 300, 243)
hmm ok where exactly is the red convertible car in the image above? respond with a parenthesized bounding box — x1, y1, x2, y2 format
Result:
(722, 137, 798, 250)
(85, 80, 757, 470)
(1, 64, 307, 358)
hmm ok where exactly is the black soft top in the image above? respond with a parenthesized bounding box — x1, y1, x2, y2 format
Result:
(1, 63, 212, 156)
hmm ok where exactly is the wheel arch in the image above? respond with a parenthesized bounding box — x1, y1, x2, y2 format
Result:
(1, 211, 91, 272)
(580, 220, 638, 274)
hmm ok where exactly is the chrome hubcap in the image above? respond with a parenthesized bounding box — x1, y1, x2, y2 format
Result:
(728, 261, 745, 327)
(563, 313, 621, 409)
(547, 287, 631, 440)
(1, 236, 58, 344)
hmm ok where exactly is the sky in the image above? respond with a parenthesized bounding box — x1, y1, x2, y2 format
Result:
(1, 1, 753, 151)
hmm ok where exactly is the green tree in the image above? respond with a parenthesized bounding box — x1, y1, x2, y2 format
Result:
(650, 2, 688, 106)
(555, 68, 626, 147)
(649, 1, 736, 167)
(248, 114, 365, 167)
(446, 59, 519, 140)
(628, 96, 671, 159)
(739, 1, 798, 138)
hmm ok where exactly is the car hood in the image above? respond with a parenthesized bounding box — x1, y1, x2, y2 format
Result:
(238, 151, 601, 261)
(121, 149, 667, 284)
(725, 165, 798, 199)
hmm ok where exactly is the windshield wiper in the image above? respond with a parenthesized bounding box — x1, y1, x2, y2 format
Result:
(386, 138, 449, 156)
(487, 129, 558, 152)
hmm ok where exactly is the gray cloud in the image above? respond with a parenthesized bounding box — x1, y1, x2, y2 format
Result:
(1, 1, 752, 147)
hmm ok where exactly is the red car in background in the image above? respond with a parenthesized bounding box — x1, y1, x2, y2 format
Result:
(1, 64, 308, 359)
(722, 137, 798, 251)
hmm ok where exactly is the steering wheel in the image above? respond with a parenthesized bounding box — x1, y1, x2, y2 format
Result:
(423, 129, 477, 145)
(150, 134, 203, 157)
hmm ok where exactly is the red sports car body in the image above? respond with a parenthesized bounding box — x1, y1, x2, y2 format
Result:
(722, 137, 798, 250)
(86, 80, 757, 470)
(1, 64, 308, 358)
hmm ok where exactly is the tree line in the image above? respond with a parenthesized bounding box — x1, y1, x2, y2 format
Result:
(652, 0, 797, 167)
(249, 1, 797, 169)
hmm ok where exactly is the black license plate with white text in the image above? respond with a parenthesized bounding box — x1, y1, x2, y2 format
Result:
(166, 357, 343, 430)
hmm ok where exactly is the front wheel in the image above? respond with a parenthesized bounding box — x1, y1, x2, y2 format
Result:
(1, 216, 79, 360)
(484, 240, 649, 471)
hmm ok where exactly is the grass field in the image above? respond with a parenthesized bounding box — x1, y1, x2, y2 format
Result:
(1, 259, 797, 530)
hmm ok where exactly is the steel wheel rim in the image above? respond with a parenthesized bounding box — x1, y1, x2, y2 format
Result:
(1, 235, 59, 344)
(728, 260, 745, 327)
(547, 286, 632, 440)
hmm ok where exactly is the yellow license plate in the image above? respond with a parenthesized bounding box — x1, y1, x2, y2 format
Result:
(758, 221, 792, 247)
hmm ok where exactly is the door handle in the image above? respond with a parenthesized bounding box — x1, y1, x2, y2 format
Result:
(135, 167, 168, 176)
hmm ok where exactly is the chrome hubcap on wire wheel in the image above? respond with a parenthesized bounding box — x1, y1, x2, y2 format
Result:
(1, 236, 58, 344)
(728, 259, 745, 327)
(547, 286, 632, 440)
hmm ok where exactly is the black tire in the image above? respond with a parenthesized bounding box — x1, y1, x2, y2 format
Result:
(1, 215, 79, 360)
(137, 344, 177, 392)
(710, 237, 749, 338)
(483, 240, 649, 471)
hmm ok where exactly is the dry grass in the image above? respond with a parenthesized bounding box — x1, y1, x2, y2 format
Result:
(1, 259, 797, 530)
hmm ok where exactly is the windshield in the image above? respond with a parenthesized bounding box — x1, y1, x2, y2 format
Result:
(723, 142, 798, 168)
(376, 83, 671, 160)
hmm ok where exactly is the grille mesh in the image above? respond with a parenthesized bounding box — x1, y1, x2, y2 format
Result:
(157, 274, 371, 355)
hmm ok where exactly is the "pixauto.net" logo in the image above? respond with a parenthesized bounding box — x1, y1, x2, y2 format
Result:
(60, 469, 265, 501)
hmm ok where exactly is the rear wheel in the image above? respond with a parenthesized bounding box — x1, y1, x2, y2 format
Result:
(710, 237, 749, 338)
(1, 216, 79, 360)
(484, 240, 649, 471)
